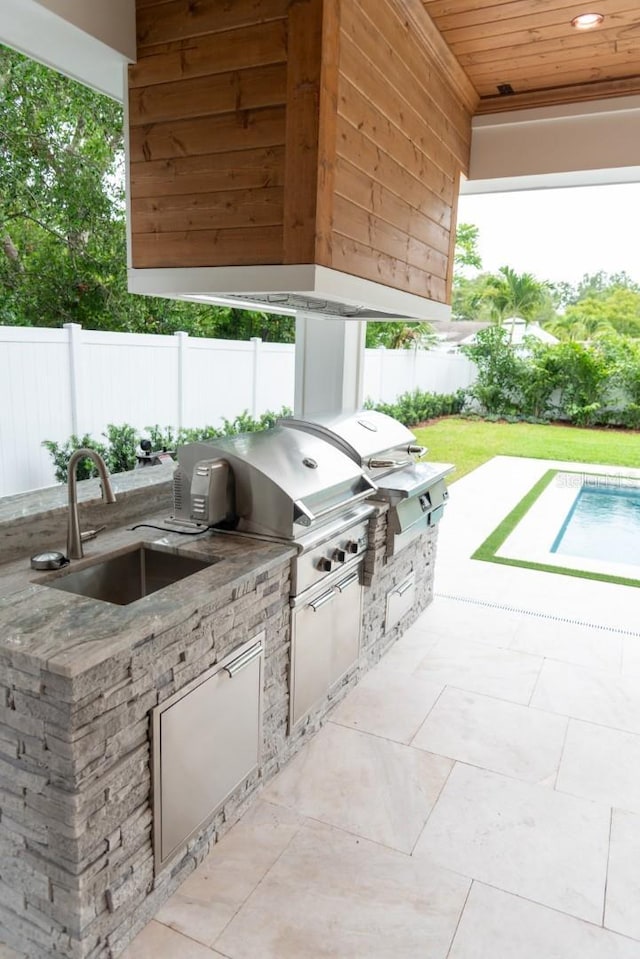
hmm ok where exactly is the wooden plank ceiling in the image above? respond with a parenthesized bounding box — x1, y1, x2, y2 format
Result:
(422, 0, 640, 112)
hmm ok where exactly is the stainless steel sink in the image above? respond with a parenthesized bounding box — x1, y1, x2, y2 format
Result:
(43, 543, 218, 606)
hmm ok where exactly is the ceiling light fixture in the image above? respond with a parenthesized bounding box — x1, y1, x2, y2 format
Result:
(571, 12, 604, 29)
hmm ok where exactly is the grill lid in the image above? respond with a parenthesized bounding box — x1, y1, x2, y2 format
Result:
(174, 426, 376, 541)
(279, 410, 417, 468)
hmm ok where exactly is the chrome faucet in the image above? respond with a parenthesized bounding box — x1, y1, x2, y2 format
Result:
(67, 448, 116, 560)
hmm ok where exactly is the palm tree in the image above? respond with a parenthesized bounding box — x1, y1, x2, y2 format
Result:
(545, 312, 613, 343)
(484, 266, 549, 342)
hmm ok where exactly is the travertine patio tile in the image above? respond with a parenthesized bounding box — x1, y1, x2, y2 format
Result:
(621, 634, 640, 674)
(262, 722, 452, 853)
(606, 809, 640, 941)
(330, 666, 443, 744)
(412, 687, 567, 784)
(557, 720, 640, 813)
(532, 659, 640, 733)
(413, 634, 542, 704)
(155, 801, 302, 946)
(509, 617, 623, 671)
(414, 763, 610, 922)
(120, 920, 219, 958)
(449, 883, 640, 959)
(412, 596, 520, 648)
(215, 822, 470, 959)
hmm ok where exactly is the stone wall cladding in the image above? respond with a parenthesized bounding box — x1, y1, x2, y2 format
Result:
(361, 504, 438, 666)
(0, 511, 439, 958)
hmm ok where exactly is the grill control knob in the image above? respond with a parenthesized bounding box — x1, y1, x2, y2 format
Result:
(317, 558, 333, 572)
(333, 549, 347, 564)
(345, 541, 359, 555)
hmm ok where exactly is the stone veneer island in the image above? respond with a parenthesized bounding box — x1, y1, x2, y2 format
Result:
(0, 467, 438, 958)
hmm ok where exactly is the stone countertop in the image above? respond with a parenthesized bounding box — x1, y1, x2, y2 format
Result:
(0, 516, 295, 680)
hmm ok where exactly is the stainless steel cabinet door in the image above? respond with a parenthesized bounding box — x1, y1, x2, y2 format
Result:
(290, 567, 363, 729)
(290, 587, 334, 728)
(330, 570, 363, 683)
(153, 636, 263, 872)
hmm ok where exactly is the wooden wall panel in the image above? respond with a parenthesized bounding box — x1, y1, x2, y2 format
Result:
(129, 0, 473, 306)
(136, 0, 290, 48)
(129, 21, 288, 88)
(128, 108, 287, 164)
(129, 146, 285, 199)
(283, 0, 323, 263)
(327, 0, 473, 303)
(130, 0, 288, 269)
(133, 226, 284, 268)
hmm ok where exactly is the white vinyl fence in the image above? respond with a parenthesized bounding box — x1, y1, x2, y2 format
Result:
(0, 325, 475, 496)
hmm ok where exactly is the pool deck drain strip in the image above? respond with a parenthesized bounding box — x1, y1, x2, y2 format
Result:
(435, 591, 640, 638)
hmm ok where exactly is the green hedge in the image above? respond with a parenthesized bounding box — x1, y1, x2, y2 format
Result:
(43, 390, 466, 484)
(43, 407, 292, 484)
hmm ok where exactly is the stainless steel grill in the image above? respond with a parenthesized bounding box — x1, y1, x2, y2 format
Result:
(279, 410, 453, 555)
(171, 425, 376, 731)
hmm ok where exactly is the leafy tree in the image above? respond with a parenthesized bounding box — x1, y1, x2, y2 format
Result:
(454, 222, 482, 270)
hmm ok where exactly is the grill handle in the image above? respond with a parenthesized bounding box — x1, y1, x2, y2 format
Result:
(368, 457, 411, 470)
(293, 481, 376, 527)
(368, 445, 426, 470)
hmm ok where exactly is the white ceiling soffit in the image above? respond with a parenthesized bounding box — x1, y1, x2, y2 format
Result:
(1, 0, 134, 100)
(464, 95, 640, 194)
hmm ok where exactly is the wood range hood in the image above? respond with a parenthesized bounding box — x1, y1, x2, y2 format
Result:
(126, 0, 477, 320)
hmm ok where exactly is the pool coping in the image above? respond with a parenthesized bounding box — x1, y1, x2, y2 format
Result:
(472, 468, 640, 589)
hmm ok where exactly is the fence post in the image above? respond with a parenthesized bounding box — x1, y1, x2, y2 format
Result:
(174, 331, 188, 430)
(250, 337, 262, 417)
(377, 346, 386, 402)
(64, 323, 82, 436)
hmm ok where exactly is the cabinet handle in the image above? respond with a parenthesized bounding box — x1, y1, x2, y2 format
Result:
(308, 588, 336, 612)
(224, 641, 263, 677)
(395, 578, 414, 597)
(336, 572, 359, 593)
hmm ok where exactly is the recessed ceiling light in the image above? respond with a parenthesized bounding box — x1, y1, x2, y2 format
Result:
(571, 12, 604, 29)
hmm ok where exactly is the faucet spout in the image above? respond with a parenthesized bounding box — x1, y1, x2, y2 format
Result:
(67, 449, 116, 560)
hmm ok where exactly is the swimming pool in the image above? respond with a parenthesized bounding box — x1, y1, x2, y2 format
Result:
(552, 485, 640, 567)
(493, 470, 640, 583)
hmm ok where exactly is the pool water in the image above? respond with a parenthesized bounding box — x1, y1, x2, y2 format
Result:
(552, 485, 640, 567)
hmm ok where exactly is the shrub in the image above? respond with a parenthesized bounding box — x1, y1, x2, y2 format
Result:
(365, 389, 466, 426)
(103, 423, 138, 474)
(42, 434, 109, 484)
(461, 326, 525, 416)
(461, 326, 640, 429)
(43, 406, 295, 483)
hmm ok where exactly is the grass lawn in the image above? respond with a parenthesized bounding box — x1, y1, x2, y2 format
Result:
(414, 417, 640, 483)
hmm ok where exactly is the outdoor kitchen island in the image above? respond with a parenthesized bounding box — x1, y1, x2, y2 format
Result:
(0, 467, 441, 959)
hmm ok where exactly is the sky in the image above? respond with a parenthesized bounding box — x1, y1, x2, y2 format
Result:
(457, 182, 640, 288)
